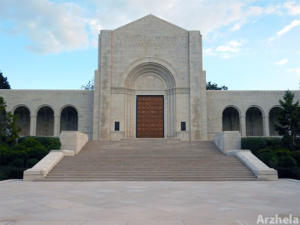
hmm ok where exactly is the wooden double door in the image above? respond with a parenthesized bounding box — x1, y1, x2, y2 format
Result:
(136, 95, 164, 138)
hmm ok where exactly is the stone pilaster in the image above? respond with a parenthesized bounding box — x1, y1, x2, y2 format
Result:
(92, 70, 100, 140)
(98, 30, 112, 140)
(240, 115, 246, 137)
(263, 115, 270, 136)
(30, 115, 36, 136)
(54, 114, 60, 137)
(188, 31, 207, 140)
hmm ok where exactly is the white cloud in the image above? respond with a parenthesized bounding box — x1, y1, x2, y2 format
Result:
(0, 0, 286, 53)
(231, 21, 244, 31)
(288, 68, 300, 75)
(206, 40, 244, 58)
(276, 59, 288, 65)
(216, 40, 242, 53)
(269, 20, 300, 42)
(204, 48, 215, 56)
(0, 0, 101, 53)
(284, 1, 300, 15)
(277, 20, 300, 36)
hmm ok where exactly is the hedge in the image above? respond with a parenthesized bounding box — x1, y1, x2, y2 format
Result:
(18, 136, 61, 151)
(0, 136, 60, 180)
(242, 137, 300, 179)
(241, 137, 281, 154)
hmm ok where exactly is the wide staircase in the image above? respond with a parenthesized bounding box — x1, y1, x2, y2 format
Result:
(45, 140, 256, 181)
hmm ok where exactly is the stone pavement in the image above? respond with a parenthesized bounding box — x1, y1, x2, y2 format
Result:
(0, 180, 299, 225)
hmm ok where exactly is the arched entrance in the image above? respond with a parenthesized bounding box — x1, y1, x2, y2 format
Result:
(246, 107, 263, 136)
(14, 106, 30, 136)
(222, 107, 240, 132)
(124, 61, 176, 138)
(60, 106, 78, 132)
(36, 106, 54, 136)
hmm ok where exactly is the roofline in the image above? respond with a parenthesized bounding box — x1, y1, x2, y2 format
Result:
(112, 14, 188, 32)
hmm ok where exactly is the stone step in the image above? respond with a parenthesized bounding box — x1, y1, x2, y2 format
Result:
(46, 171, 254, 175)
(44, 140, 257, 181)
(43, 177, 257, 181)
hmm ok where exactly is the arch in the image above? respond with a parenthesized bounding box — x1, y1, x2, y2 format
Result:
(14, 106, 30, 136)
(135, 73, 166, 90)
(36, 106, 54, 136)
(222, 106, 240, 132)
(124, 61, 176, 89)
(269, 106, 281, 136)
(123, 60, 177, 138)
(60, 106, 78, 132)
(246, 106, 263, 136)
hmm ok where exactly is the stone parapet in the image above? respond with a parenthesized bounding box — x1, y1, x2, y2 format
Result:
(227, 150, 278, 181)
(213, 131, 278, 180)
(24, 150, 64, 181)
(213, 131, 241, 154)
(60, 131, 89, 155)
(24, 131, 88, 181)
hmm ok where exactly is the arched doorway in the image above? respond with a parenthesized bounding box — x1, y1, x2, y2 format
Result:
(36, 106, 54, 136)
(14, 106, 30, 136)
(60, 106, 78, 132)
(246, 107, 263, 136)
(124, 62, 176, 138)
(269, 107, 281, 136)
(222, 107, 240, 132)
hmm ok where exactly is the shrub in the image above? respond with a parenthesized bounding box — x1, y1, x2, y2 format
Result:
(0, 136, 61, 180)
(257, 150, 278, 169)
(11, 158, 25, 167)
(291, 151, 300, 166)
(0, 167, 9, 180)
(0, 147, 28, 166)
(27, 158, 39, 168)
(18, 136, 60, 151)
(278, 168, 300, 179)
(241, 137, 282, 155)
(0, 166, 25, 179)
(241, 138, 267, 154)
(274, 149, 291, 157)
(278, 155, 297, 168)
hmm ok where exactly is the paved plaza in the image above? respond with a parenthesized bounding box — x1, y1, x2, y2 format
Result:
(0, 179, 299, 225)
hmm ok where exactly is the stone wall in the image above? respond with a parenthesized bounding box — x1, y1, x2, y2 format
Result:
(207, 90, 300, 139)
(0, 90, 94, 139)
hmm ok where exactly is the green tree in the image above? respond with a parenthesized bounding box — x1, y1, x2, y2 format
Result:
(0, 97, 20, 146)
(275, 90, 300, 148)
(0, 72, 11, 89)
(206, 81, 228, 90)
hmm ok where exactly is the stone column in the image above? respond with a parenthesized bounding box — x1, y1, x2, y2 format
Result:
(54, 114, 60, 137)
(263, 115, 270, 137)
(30, 115, 37, 136)
(240, 115, 246, 137)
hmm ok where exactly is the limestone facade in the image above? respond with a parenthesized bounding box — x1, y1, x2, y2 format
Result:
(0, 15, 299, 141)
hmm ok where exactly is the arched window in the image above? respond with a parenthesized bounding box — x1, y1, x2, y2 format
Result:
(269, 107, 281, 136)
(36, 106, 54, 136)
(222, 107, 240, 132)
(246, 107, 263, 136)
(14, 106, 30, 136)
(60, 106, 78, 132)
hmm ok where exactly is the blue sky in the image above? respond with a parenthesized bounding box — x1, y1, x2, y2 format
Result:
(0, 0, 299, 90)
